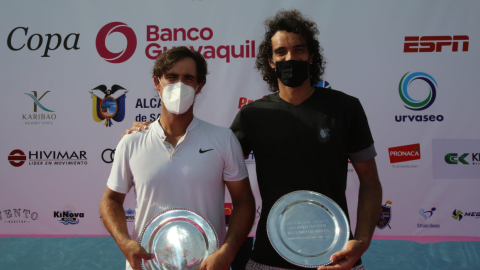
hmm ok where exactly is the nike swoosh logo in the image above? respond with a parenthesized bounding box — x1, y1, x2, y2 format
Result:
(199, 149, 214, 153)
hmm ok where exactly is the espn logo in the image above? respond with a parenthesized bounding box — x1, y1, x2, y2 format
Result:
(388, 143, 421, 163)
(404, 35, 469, 53)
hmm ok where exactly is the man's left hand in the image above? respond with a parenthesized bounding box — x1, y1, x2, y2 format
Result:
(198, 250, 233, 270)
(317, 239, 368, 270)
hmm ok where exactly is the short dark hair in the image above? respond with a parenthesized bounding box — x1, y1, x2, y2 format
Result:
(256, 9, 326, 92)
(152, 46, 208, 84)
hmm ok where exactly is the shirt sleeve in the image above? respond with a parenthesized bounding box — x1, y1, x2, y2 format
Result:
(223, 130, 249, 182)
(230, 107, 253, 156)
(347, 98, 375, 155)
(348, 143, 377, 163)
(106, 138, 134, 194)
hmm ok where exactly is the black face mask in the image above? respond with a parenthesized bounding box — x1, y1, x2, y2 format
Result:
(274, 59, 309, 88)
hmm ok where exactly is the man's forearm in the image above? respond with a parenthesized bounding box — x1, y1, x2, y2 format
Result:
(220, 195, 256, 261)
(355, 178, 382, 245)
(100, 195, 131, 246)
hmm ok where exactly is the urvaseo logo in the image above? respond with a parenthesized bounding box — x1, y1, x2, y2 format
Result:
(7, 26, 80, 57)
(96, 22, 137, 63)
(125, 209, 135, 223)
(445, 153, 480, 165)
(135, 97, 162, 122)
(1, 209, 38, 224)
(376, 200, 392, 230)
(396, 72, 444, 122)
(389, 143, 421, 165)
(452, 209, 480, 221)
(8, 149, 87, 167)
(90, 85, 128, 127)
(23, 91, 56, 125)
(417, 202, 440, 228)
(102, 148, 115, 164)
(54, 205, 84, 225)
(244, 151, 255, 164)
(404, 35, 469, 53)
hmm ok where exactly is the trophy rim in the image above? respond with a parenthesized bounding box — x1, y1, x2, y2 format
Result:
(267, 190, 350, 268)
(139, 208, 220, 270)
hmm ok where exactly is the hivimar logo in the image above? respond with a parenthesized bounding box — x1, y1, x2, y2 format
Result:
(23, 91, 56, 125)
(395, 72, 444, 122)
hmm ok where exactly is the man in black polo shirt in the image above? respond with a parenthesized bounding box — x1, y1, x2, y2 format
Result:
(230, 10, 382, 270)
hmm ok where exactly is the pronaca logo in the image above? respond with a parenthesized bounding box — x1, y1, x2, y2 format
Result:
(23, 91, 56, 125)
(96, 22, 137, 63)
(89, 85, 128, 127)
(389, 143, 421, 163)
(238, 95, 268, 109)
(404, 35, 469, 53)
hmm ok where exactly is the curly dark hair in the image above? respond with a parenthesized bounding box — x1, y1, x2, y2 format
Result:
(256, 9, 326, 92)
(152, 46, 208, 84)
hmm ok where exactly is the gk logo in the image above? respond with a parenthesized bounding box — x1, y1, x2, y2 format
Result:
(24, 91, 54, 112)
(404, 35, 469, 53)
(445, 153, 469, 165)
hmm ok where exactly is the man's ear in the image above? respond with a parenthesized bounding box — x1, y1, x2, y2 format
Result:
(195, 82, 206, 95)
(154, 76, 161, 91)
(268, 57, 276, 70)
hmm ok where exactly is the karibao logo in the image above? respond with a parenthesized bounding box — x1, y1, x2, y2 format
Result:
(96, 22, 137, 63)
(399, 72, 437, 111)
(388, 143, 421, 163)
(54, 205, 84, 225)
(89, 85, 128, 127)
(23, 91, 56, 125)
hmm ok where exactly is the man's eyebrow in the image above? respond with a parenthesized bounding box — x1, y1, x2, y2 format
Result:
(273, 43, 308, 53)
(164, 72, 178, 77)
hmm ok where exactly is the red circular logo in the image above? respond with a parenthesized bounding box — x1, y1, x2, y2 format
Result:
(96, 22, 137, 64)
(8, 149, 26, 167)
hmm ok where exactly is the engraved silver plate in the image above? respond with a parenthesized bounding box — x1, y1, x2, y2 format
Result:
(139, 208, 219, 270)
(267, 191, 350, 268)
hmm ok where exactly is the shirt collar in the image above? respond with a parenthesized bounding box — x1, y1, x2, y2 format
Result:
(154, 116, 199, 142)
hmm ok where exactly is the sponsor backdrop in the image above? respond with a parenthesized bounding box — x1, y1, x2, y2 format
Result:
(1, 1, 479, 241)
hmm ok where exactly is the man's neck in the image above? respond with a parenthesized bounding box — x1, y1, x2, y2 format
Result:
(278, 79, 315, 106)
(159, 106, 194, 146)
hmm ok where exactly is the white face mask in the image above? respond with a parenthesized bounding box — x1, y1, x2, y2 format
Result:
(158, 78, 199, 115)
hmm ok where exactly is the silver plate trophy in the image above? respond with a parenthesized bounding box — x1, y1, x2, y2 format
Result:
(139, 208, 219, 270)
(267, 190, 350, 268)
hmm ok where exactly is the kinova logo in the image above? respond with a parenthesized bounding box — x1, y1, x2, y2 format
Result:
(145, 26, 256, 63)
(452, 209, 480, 221)
(417, 202, 440, 228)
(7, 27, 80, 57)
(445, 153, 480, 165)
(54, 205, 84, 225)
(102, 148, 115, 164)
(8, 149, 87, 167)
(89, 85, 128, 127)
(404, 35, 469, 53)
(376, 200, 392, 230)
(96, 22, 137, 64)
(389, 143, 421, 164)
(396, 72, 444, 122)
(23, 91, 56, 125)
(135, 97, 162, 122)
(1, 209, 38, 224)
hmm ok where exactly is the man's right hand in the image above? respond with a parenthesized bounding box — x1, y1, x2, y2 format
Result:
(120, 239, 155, 270)
(122, 121, 153, 138)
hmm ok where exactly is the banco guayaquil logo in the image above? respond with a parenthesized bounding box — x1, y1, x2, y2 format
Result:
(23, 91, 56, 125)
(96, 22, 137, 64)
(54, 205, 84, 225)
(396, 72, 444, 122)
(89, 85, 128, 127)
